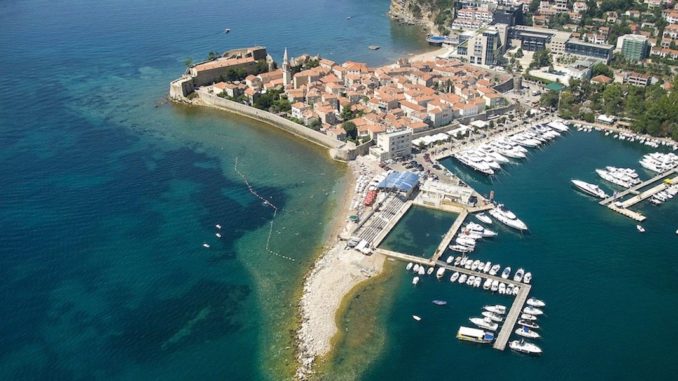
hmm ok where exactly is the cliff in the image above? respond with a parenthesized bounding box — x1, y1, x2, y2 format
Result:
(388, 0, 454, 35)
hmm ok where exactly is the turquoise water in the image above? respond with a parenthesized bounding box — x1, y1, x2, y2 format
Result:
(363, 131, 678, 380)
(0, 0, 433, 379)
(380, 206, 458, 259)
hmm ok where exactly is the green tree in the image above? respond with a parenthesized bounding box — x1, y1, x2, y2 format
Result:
(530, 49, 552, 69)
(602, 84, 623, 115)
(592, 63, 613, 78)
(529, 0, 540, 13)
(308, 118, 322, 131)
(342, 121, 358, 140)
(540, 90, 559, 108)
(515, 48, 523, 58)
(207, 51, 221, 61)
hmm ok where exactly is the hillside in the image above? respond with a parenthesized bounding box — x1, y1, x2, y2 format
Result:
(389, 0, 454, 35)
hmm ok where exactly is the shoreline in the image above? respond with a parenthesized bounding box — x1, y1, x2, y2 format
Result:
(295, 160, 387, 380)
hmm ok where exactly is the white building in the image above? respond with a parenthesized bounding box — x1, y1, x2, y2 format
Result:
(369, 128, 413, 162)
(419, 179, 474, 207)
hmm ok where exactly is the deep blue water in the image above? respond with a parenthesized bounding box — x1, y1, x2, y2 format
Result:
(363, 131, 678, 380)
(0, 0, 432, 379)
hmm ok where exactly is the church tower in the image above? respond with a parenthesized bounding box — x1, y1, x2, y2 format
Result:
(282, 48, 291, 87)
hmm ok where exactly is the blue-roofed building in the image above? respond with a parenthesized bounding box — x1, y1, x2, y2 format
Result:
(377, 171, 420, 196)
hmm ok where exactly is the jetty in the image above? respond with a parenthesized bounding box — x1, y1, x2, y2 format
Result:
(598, 168, 677, 221)
(599, 168, 677, 206)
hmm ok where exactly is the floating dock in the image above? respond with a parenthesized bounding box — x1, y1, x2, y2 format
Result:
(493, 284, 531, 350)
(599, 168, 677, 206)
(598, 168, 677, 221)
(432, 210, 468, 263)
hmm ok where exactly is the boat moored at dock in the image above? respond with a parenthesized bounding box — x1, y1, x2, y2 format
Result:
(456, 326, 495, 344)
(571, 179, 609, 199)
(509, 339, 542, 355)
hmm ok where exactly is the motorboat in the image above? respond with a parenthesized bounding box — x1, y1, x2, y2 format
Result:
(498, 283, 506, 294)
(571, 179, 609, 199)
(482, 311, 504, 322)
(515, 326, 541, 339)
(471, 260, 481, 271)
(527, 298, 545, 307)
(215, 224, 222, 229)
(520, 313, 537, 321)
(464, 261, 473, 270)
(455, 236, 477, 247)
(489, 264, 501, 276)
(483, 278, 492, 290)
(412, 276, 420, 285)
(427, 267, 435, 275)
(475, 213, 492, 224)
(436, 267, 446, 279)
(507, 284, 515, 294)
(473, 277, 482, 287)
(501, 267, 511, 279)
(470, 317, 498, 331)
(596, 169, 630, 188)
(413, 264, 420, 272)
(450, 272, 460, 283)
(489, 205, 528, 231)
(466, 275, 475, 285)
(524, 306, 544, 315)
(466, 222, 485, 232)
(483, 262, 491, 273)
(637, 225, 645, 233)
(202, 243, 210, 248)
(456, 326, 495, 344)
(446, 255, 454, 264)
(509, 340, 542, 355)
(406, 263, 413, 271)
(513, 286, 519, 295)
(450, 244, 473, 253)
(454, 257, 463, 266)
(523, 272, 532, 284)
(418, 267, 425, 275)
(215, 233, 222, 238)
(459, 274, 468, 284)
(412, 315, 421, 321)
(513, 268, 525, 282)
(481, 228, 498, 238)
(432, 300, 447, 306)
(483, 304, 506, 314)
(490, 280, 499, 292)
(518, 320, 540, 329)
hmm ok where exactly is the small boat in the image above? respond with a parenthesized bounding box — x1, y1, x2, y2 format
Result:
(454, 256, 462, 266)
(491, 280, 499, 292)
(368, 45, 380, 50)
(427, 267, 435, 275)
(527, 298, 545, 308)
(524, 306, 543, 315)
(215, 224, 222, 229)
(484, 305, 506, 314)
(475, 213, 492, 224)
(513, 268, 525, 282)
(523, 272, 532, 284)
(520, 313, 537, 321)
(482, 311, 504, 322)
(446, 255, 454, 264)
(202, 243, 210, 248)
(432, 300, 447, 306)
(513, 286, 519, 295)
(412, 315, 421, 321)
(515, 326, 541, 339)
(483, 278, 492, 290)
(518, 320, 540, 329)
(471, 260, 481, 271)
(501, 267, 511, 279)
(436, 267, 446, 279)
(470, 317, 498, 331)
(406, 263, 413, 271)
(418, 267, 425, 275)
(509, 339, 542, 355)
(458, 274, 468, 284)
(473, 277, 482, 287)
(483, 262, 491, 273)
(456, 326, 495, 344)
(450, 244, 473, 253)
(637, 225, 645, 233)
(412, 276, 420, 285)
(224, 28, 230, 33)
(346, 16, 352, 20)
(466, 275, 475, 285)
(489, 264, 501, 276)
(498, 283, 506, 294)
(450, 272, 460, 282)
(215, 233, 222, 238)
(413, 264, 420, 272)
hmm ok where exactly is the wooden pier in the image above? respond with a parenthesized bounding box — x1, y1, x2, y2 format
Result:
(599, 168, 677, 206)
(432, 210, 468, 262)
(493, 284, 531, 350)
(619, 175, 678, 208)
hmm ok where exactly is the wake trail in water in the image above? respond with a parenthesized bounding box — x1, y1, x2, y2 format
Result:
(234, 157, 295, 262)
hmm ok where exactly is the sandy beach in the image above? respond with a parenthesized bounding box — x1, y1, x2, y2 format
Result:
(295, 161, 386, 380)
(409, 46, 452, 62)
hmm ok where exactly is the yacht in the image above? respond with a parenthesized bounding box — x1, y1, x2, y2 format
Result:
(406, 263, 413, 271)
(498, 283, 506, 294)
(483, 278, 492, 290)
(413, 264, 420, 273)
(513, 286, 519, 295)
(483, 262, 492, 273)
(518, 320, 540, 329)
(474, 277, 482, 287)
(464, 261, 473, 270)
(523, 272, 532, 284)
(470, 317, 498, 331)
(520, 313, 537, 321)
(432, 300, 447, 306)
(412, 315, 421, 321)
(467, 275, 475, 285)
(456, 326, 495, 344)
(524, 306, 544, 315)
(501, 267, 512, 279)
(482, 311, 504, 322)
(446, 255, 454, 264)
(418, 267, 425, 275)
(491, 280, 499, 292)
(455, 236, 477, 247)
(489, 205, 528, 231)
(509, 340, 543, 355)
(489, 264, 501, 276)
(513, 268, 525, 282)
(637, 225, 645, 233)
(450, 272, 460, 283)
(412, 276, 420, 285)
(202, 243, 210, 248)
(482, 228, 498, 238)
(436, 267, 446, 279)
(215, 224, 222, 229)
(571, 179, 609, 199)
(215, 233, 222, 238)
(427, 267, 435, 275)
(471, 260, 481, 271)
(484, 305, 507, 314)
(454, 256, 463, 266)
(450, 244, 473, 253)
(515, 326, 541, 339)
(459, 274, 468, 284)
(596, 169, 630, 188)
(527, 298, 545, 307)
(475, 213, 492, 224)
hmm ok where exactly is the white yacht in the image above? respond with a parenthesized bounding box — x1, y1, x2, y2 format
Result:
(455, 236, 476, 247)
(515, 326, 541, 339)
(450, 272, 460, 283)
(475, 213, 493, 224)
(513, 268, 525, 282)
(523, 272, 532, 284)
(518, 320, 539, 329)
(436, 267, 446, 279)
(470, 317, 498, 331)
(509, 340, 542, 355)
(456, 326, 495, 344)
(446, 255, 454, 264)
(637, 225, 645, 233)
(466, 275, 475, 285)
(501, 267, 512, 279)
(459, 274, 468, 284)
(489, 205, 528, 231)
(427, 266, 435, 275)
(202, 243, 210, 248)
(418, 267, 425, 275)
(413, 264, 420, 272)
(483, 304, 506, 314)
(498, 283, 506, 294)
(473, 277, 482, 287)
(483, 278, 492, 290)
(482, 311, 504, 322)
(215, 233, 222, 238)
(454, 256, 463, 266)
(483, 262, 492, 273)
(513, 286, 519, 295)
(523, 306, 544, 315)
(571, 179, 609, 199)
(490, 280, 499, 292)
(450, 244, 473, 253)
(527, 298, 545, 307)
(520, 313, 537, 321)
(596, 168, 630, 188)
(471, 260, 481, 271)
(489, 264, 501, 276)
(412, 276, 420, 285)
(406, 263, 413, 271)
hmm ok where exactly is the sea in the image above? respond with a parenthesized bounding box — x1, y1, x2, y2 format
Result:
(1, 0, 677, 380)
